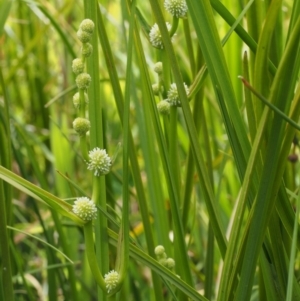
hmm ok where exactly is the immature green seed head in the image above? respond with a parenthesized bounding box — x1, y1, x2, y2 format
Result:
(104, 270, 119, 293)
(77, 29, 92, 43)
(167, 82, 189, 106)
(81, 43, 93, 57)
(154, 245, 165, 256)
(149, 22, 172, 49)
(75, 73, 91, 90)
(154, 62, 163, 74)
(72, 58, 84, 75)
(164, 0, 188, 18)
(152, 83, 160, 95)
(157, 100, 170, 115)
(79, 19, 95, 34)
(73, 117, 91, 136)
(72, 197, 97, 221)
(165, 258, 175, 269)
(87, 147, 112, 176)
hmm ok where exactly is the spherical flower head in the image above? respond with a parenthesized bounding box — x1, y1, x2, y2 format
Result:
(157, 100, 170, 115)
(167, 82, 189, 106)
(164, 0, 188, 18)
(155, 245, 165, 256)
(104, 270, 119, 293)
(72, 197, 97, 221)
(77, 29, 92, 43)
(152, 83, 160, 96)
(76, 73, 91, 90)
(73, 92, 89, 109)
(73, 117, 90, 136)
(154, 62, 163, 74)
(81, 43, 93, 57)
(149, 22, 172, 49)
(87, 147, 112, 176)
(72, 58, 84, 75)
(79, 19, 95, 34)
(165, 258, 175, 269)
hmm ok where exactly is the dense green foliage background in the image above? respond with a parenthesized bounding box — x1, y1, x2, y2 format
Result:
(0, 0, 299, 300)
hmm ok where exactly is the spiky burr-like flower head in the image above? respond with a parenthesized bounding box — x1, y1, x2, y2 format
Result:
(104, 270, 119, 293)
(75, 73, 91, 90)
(164, 0, 188, 18)
(87, 147, 112, 176)
(72, 197, 97, 221)
(167, 82, 189, 106)
(79, 19, 95, 34)
(149, 22, 172, 49)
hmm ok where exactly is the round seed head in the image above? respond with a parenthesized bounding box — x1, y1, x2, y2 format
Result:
(73, 117, 90, 136)
(72, 197, 97, 221)
(75, 73, 91, 90)
(77, 29, 92, 43)
(81, 43, 93, 57)
(72, 58, 84, 75)
(157, 100, 170, 115)
(154, 62, 163, 74)
(166, 258, 175, 269)
(154, 245, 165, 256)
(79, 19, 95, 34)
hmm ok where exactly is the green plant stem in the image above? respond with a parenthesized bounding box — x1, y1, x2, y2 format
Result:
(169, 16, 179, 37)
(84, 221, 106, 291)
(84, 1, 109, 300)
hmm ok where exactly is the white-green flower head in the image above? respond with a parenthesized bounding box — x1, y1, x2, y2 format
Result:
(164, 0, 188, 18)
(154, 245, 165, 256)
(154, 62, 163, 74)
(87, 147, 112, 176)
(79, 19, 95, 34)
(167, 82, 189, 106)
(76, 73, 91, 90)
(149, 22, 172, 49)
(157, 100, 170, 115)
(81, 43, 93, 57)
(73, 117, 90, 136)
(77, 29, 92, 43)
(73, 92, 89, 109)
(72, 197, 97, 221)
(166, 258, 175, 269)
(104, 270, 119, 293)
(72, 58, 84, 75)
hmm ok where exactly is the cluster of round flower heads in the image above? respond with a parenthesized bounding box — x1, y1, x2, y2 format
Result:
(155, 245, 175, 270)
(104, 270, 119, 293)
(72, 19, 95, 137)
(72, 197, 97, 222)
